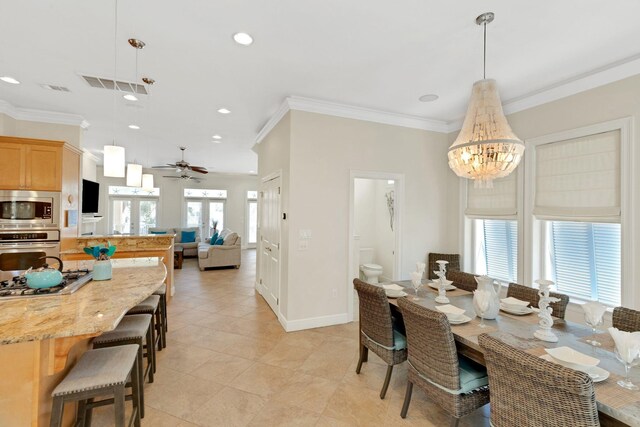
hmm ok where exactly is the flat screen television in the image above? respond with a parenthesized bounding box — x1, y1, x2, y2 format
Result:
(81, 179, 100, 214)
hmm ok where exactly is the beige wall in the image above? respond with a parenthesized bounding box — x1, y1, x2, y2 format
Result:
(257, 109, 458, 326)
(0, 113, 83, 148)
(254, 112, 292, 317)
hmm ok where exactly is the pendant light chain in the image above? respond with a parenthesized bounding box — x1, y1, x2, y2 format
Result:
(483, 20, 487, 80)
(112, 0, 118, 146)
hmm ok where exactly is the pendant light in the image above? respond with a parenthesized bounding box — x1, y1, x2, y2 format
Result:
(447, 12, 524, 189)
(125, 38, 145, 187)
(104, 0, 126, 178)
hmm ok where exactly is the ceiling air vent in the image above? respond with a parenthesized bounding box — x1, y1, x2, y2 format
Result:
(80, 74, 148, 95)
(40, 84, 71, 92)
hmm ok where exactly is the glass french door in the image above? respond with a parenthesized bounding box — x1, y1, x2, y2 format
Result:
(247, 200, 257, 247)
(185, 199, 225, 238)
(111, 198, 158, 235)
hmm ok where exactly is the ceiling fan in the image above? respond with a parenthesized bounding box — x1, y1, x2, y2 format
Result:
(162, 172, 202, 182)
(152, 146, 208, 174)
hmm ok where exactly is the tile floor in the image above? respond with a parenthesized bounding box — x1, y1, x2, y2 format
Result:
(92, 250, 490, 426)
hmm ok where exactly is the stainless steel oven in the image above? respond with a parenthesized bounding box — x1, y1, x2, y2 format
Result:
(0, 190, 59, 227)
(0, 229, 60, 274)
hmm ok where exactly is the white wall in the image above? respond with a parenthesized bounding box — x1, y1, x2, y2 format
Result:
(93, 166, 258, 246)
(256, 109, 459, 328)
(0, 113, 83, 148)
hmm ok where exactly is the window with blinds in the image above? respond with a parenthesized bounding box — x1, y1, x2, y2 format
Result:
(482, 219, 518, 283)
(550, 221, 621, 306)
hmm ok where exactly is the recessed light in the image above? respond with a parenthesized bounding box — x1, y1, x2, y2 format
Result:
(233, 32, 254, 46)
(123, 94, 138, 101)
(128, 124, 140, 130)
(0, 76, 20, 85)
(212, 135, 222, 140)
(419, 94, 439, 102)
(217, 108, 231, 114)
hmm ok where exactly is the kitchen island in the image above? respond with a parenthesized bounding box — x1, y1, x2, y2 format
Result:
(0, 258, 167, 427)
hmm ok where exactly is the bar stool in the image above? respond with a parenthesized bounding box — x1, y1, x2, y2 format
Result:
(93, 314, 153, 418)
(50, 344, 141, 427)
(153, 284, 168, 349)
(127, 295, 163, 356)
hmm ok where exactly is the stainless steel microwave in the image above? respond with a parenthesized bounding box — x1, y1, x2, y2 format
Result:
(0, 190, 60, 226)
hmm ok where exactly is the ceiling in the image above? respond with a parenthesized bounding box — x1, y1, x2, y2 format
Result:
(1, 1, 639, 174)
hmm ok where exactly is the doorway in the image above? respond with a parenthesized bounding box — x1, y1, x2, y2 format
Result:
(348, 171, 403, 321)
(111, 197, 158, 235)
(258, 173, 281, 315)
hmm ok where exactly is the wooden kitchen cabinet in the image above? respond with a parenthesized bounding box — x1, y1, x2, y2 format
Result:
(0, 137, 63, 191)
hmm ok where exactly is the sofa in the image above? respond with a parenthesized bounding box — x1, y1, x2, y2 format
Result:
(197, 229, 242, 270)
(149, 227, 201, 257)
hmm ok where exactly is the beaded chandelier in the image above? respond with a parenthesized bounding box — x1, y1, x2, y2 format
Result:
(447, 12, 524, 188)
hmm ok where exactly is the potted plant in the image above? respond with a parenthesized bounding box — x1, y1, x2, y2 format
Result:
(83, 242, 116, 281)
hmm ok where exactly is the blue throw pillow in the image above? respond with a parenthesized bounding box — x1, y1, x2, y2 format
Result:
(214, 237, 224, 245)
(210, 232, 219, 244)
(181, 230, 196, 243)
(150, 230, 167, 234)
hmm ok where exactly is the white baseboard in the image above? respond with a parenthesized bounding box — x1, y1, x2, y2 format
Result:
(278, 312, 351, 332)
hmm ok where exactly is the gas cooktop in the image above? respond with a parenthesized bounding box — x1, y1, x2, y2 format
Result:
(0, 269, 93, 300)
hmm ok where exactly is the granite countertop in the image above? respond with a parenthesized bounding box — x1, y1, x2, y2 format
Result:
(61, 235, 174, 255)
(0, 258, 167, 345)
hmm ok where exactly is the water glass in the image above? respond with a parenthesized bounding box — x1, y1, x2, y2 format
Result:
(585, 314, 604, 347)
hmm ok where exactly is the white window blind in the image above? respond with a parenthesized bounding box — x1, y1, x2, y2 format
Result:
(483, 219, 518, 283)
(534, 130, 620, 222)
(551, 221, 621, 306)
(466, 173, 517, 219)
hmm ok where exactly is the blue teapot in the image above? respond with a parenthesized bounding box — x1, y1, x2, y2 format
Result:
(25, 256, 64, 289)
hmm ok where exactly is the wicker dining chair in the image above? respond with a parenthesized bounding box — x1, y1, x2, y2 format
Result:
(397, 298, 489, 426)
(478, 334, 599, 427)
(507, 283, 570, 319)
(427, 253, 460, 280)
(446, 270, 478, 292)
(353, 279, 407, 399)
(612, 307, 640, 332)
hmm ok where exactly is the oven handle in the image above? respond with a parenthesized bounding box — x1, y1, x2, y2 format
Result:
(0, 244, 59, 250)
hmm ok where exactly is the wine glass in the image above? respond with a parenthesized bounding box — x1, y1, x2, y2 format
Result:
(585, 314, 604, 347)
(477, 297, 489, 328)
(410, 272, 422, 300)
(615, 347, 640, 390)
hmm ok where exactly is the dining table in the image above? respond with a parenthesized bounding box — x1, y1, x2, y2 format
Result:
(386, 280, 639, 427)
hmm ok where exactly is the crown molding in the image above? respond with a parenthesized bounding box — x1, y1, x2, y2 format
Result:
(81, 148, 101, 162)
(0, 99, 90, 129)
(446, 52, 640, 133)
(255, 96, 451, 145)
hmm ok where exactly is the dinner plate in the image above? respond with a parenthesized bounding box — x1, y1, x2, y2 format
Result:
(499, 304, 534, 315)
(428, 281, 457, 291)
(540, 355, 610, 382)
(545, 346, 600, 367)
(385, 290, 407, 298)
(448, 315, 472, 325)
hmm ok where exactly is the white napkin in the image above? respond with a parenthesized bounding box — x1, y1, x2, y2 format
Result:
(416, 262, 426, 273)
(383, 284, 403, 291)
(608, 327, 640, 363)
(410, 271, 422, 286)
(501, 297, 530, 307)
(582, 301, 606, 325)
(435, 304, 465, 316)
(474, 289, 491, 312)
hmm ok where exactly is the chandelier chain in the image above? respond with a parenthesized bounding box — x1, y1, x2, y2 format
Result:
(483, 20, 487, 79)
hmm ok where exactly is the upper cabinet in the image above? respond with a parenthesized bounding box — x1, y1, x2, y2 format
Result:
(0, 137, 63, 191)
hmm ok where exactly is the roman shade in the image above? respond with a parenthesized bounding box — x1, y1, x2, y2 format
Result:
(533, 130, 620, 222)
(465, 172, 517, 219)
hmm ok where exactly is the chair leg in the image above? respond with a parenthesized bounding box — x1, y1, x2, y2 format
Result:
(450, 417, 460, 427)
(130, 357, 142, 426)
(85, 397, 94, 426)
(49, 396, 64, 427)
(356, 344, 367, 374)
(145, 325, 155, 383)
(380, 365, 393, 399)
(400, 381, 413, 418)
(114, 386, 126, 427)
(136, 344, 145, 418)
(76, 399, 87, 427)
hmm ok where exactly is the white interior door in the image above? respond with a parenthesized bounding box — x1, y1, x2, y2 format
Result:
(260, 176, 281, 313)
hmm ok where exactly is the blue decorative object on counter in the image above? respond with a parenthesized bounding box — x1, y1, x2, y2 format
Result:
(83, 242, 117, 281)
(93, 260, 112, 281)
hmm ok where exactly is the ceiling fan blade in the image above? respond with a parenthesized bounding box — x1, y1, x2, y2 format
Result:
(162, 175, 181, 179)
(153, 163, 178, 169)
(189, 166, 208, 174)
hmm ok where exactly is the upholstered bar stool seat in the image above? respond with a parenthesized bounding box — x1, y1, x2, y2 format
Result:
(127, 295, 163, 353)
(93, 314, 153, 417)
(50, 344, 141, 427)
(152, 285, 168, 349)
